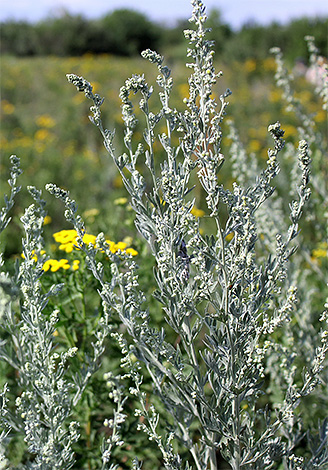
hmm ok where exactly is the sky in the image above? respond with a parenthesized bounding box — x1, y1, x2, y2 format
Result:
(1, 0, 328, 29)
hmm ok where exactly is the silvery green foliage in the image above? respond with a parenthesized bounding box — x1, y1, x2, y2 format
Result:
(270, 39, 327, 272)
(45, 184, 135, 470)
(0, 176, 115, 468)
(0, 155, 22, 320)
(46, 183, 187, 469)
(270, 39, 327, 205)
(304, 35, 328, 111)
(0, 157, 22, 465)
(0, 384, 11, 469)
(63, 1, 328, 469)
(229, 37, 327, 379)
(258, 41, 327, 415)
(0, 155, 22, 235)
(0, 186, 80, 469)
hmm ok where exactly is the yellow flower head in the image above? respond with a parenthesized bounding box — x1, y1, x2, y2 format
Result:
(43, 215, 52, 225)
(35, 129, 52, 141)
(115, 241, 127, 251)
(53, 229, 98, 252)
(72, 260, 80, 271)
(43, 258, 70, 272)
(125, 247, 138, 256)
(114, 197, 128, 206)
(191, 207, 205, 218)
(312, 242, 328, 259)
(83, 208, 100, 219)
(53, 229, 78, 244)
(83, 233, 97, 246)
(2, 100, 15, 115)
(59, 243, 75, 253)
(53, 230, 78, 252)
(53, 229, 138, 258)
(36, 114, 56, 128)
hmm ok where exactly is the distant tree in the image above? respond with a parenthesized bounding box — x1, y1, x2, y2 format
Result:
(0, 8, 326, 61)
(282, 17, 328, 62)
(97, 9, 162, 56)
(0, 21, 38, 56)
(35, 13, 91, 56)
(222, 21, 283, 61)
(222, 17, 327, 63)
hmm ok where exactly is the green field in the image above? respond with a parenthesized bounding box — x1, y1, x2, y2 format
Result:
(1, 52, 326, 254)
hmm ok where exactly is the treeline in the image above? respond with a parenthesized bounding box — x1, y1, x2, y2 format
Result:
(1, 8, 327, 62)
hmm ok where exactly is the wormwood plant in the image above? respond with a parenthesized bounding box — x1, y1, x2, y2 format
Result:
(1, 0, 327, 469)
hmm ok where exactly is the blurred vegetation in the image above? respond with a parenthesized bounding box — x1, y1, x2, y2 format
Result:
(0, 7, 327, 63)
(1, 51, 326, 260)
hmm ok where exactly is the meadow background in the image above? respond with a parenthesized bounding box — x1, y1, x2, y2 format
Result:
(1, 8, 327, 258)
(0, 6, 327, 469)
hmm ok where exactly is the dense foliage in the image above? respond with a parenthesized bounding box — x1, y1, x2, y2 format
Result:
(1, 7, 327, 63)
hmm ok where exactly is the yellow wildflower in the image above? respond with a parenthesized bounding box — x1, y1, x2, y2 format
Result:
(2, 100, 15, 114)
(114, 197, 128, 205)
(35, 129, 52, 141)
(83, 208, 100, 218)
(43, 259, 56, 272)
(72, 260, 80, 271)
(53, 230, 78, 252)
(56, 259, 70, 271)
(43, 215, 52, 225)
(103, 240, 114, 253)
(59, 243, 75, 253)
(53, 229, 138, 257)
(43, 259, 70, 272)
(103, 239, 138, 256)
(283, 124, 297, 138)
(53, 229, 77, 243)
(244, 58, 256, 73)
(115, 241, 127, 251)
(248, 139, 261, 153)
(125, 247, 138, 256)
(36, 114, 56, 128)
(262, 57, 276, 72)
(83, 233, 97, 245)
(269, 89, 282, 103)
(296, 90, 312, 104)
(312, 242, 328, 259)
(314, 110, 327, 123)
(191, 207, 205, 218)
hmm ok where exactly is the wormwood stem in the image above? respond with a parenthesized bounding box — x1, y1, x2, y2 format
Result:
(144, 112, 158, 193)
(208, 443, 217, 470)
